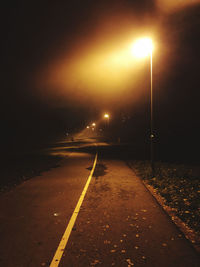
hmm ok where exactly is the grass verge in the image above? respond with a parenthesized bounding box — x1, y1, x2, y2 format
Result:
(128, 160, 200, 252)
(0, 154, 62, 193)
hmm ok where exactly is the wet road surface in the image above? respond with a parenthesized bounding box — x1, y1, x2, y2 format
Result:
(62, 159, 199, 267)
(0, 147, 94, 267)
(0, 136, 199, 266)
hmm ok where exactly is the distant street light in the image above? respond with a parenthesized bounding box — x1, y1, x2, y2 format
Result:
(92, 123, 96, 127)
(132, 37, 155, 175)
(103, 113, 110, 127)
(86, 126, 90, 129)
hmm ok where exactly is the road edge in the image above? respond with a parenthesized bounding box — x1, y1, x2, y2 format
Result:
(127, 162, 200, 255)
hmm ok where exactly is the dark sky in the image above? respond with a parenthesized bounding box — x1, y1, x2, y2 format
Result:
(1, 0, 200, 156)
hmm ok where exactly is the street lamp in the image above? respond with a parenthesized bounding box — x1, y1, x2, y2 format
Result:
(132, 37, 155, 175)
(103, 113, 110, 127)
(91, 122, 96, 132)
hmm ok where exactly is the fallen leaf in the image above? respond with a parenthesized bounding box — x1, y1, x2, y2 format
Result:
(141, 209, 147, 212)
(126, 258, 134, 266)
(91, 259, 100, 265)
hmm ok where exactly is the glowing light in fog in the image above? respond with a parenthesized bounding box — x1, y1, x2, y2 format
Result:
(131, 38, 154, 58)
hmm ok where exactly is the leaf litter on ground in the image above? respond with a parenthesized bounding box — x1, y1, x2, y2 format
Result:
(128, 160, 200, 247)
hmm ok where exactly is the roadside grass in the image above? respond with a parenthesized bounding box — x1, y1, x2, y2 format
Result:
(129, 161, 200, 238)
(0, 154, 62, 193)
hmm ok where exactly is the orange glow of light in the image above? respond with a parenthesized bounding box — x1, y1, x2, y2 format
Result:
(156, 0, 200, 13)
(131, 38, 154, 58)
(65, 46, 136, 93)
(38, 38, 145, 104)
(104, 113, 109, 119)
(35, 14, 159, 107)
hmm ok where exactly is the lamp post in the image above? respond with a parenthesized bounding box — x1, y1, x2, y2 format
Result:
(103, 113, 110, 127)
(91, 122, 96, 132)
(150, 50, 155, 175)
(132, 37, 155, 175)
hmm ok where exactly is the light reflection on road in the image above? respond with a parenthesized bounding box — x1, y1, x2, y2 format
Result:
(49, 152, 90, 158)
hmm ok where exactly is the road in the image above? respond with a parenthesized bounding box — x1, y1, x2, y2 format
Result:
(0, 135, 199, 267)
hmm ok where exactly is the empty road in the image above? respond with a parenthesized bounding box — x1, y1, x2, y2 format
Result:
(0, 136, 199, 266)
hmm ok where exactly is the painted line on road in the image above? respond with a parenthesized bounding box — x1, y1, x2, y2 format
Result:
(50, 153, 98, 267)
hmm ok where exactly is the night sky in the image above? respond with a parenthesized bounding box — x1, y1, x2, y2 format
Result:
(1, 1, 200, 160)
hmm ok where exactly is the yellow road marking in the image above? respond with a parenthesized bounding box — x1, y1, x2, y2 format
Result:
(50, 153, 98, 267)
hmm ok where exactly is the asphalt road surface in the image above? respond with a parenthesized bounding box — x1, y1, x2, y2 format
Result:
(0, 135, 199, 267)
